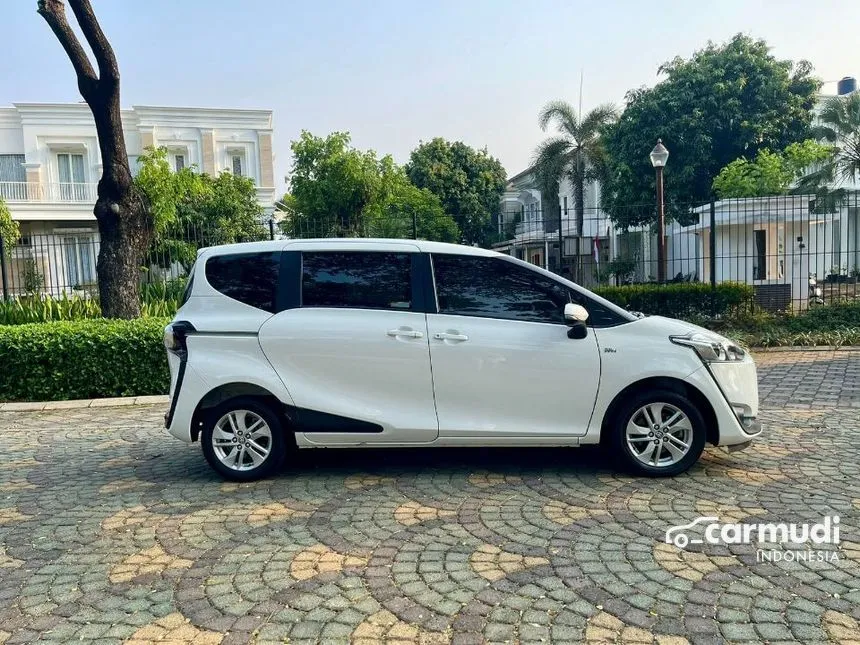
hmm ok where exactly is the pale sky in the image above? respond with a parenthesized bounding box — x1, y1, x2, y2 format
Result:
(2, 0, 858, 191)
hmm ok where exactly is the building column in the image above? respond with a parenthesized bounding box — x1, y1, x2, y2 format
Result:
(140, 126, 156, 150)
(201, 129, 216, 175)
(22, 163, 42, 200)
(258, 131, 275, 187)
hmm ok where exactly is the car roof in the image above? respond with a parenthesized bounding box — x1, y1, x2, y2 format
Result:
(197, 238, 502, 258)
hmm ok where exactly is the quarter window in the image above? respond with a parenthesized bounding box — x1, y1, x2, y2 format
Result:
(205, 252, 280, 312)
(302, 252, 412, 310)
(432, 254, 569, 324)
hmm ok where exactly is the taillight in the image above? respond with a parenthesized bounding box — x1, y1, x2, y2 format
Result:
(164, 321, 195, 355)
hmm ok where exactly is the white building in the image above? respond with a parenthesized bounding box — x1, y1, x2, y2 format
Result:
(494, 165, 614, 285)
(0, 103, 276, 295)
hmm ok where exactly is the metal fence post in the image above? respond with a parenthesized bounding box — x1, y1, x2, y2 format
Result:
(709, 200, 717, 316)
(268, 218, 275, 241)
(412, 210, 418, 240)
(0, 233, 9, 301)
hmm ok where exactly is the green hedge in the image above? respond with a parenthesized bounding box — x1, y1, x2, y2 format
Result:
(0, 318, 170, 402)
(593, 282, 754, 319)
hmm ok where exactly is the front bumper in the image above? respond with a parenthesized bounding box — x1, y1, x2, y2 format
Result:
(684, 356, 763, 446)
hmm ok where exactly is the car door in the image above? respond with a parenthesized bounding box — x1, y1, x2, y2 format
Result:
(426, 253, 601, 438)
(258, 242, 438, 444)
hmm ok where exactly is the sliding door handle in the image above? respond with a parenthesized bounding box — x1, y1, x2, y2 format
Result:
(434, 332, 469, 342)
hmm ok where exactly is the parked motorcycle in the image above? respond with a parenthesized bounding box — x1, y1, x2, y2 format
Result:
(808, 273, 824, 306)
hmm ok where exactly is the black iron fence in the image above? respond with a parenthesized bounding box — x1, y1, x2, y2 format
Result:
(2, 191, 858, 312)
(0, 218, 275, 300)
(495, 192, 860, 311)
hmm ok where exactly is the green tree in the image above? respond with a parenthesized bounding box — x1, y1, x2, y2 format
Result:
(602, 34, 819, 226)
(369, 162, 459, 242)
(285, 131, 383, 237)
(0, 198, 20, 258)
(712, 139, 832, 198)
(805, 93, 860, 188)
(405, 138, 507, 246)
(532, 100, 616, 255)
(283, 131, 459, 241)
(135, 147, 266, 270)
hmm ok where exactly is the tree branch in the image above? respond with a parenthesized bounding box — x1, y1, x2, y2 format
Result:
(67, 0, 119, 82)
(37, 0, 97, 87)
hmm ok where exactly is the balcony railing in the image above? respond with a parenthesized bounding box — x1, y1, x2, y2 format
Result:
(0, 181, 98, 203)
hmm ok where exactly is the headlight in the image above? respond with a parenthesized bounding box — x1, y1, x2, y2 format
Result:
(670, 332, 745, 362)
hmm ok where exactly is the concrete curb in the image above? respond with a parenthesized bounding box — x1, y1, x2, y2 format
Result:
(0, 395, 168, 412)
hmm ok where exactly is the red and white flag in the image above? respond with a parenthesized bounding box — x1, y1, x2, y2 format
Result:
(593, 237, 600, 266)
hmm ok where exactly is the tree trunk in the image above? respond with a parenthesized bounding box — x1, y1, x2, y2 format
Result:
(38, 0, 151, 318)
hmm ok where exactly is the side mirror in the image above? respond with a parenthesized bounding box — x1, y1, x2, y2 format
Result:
(564, 303, 589, 325)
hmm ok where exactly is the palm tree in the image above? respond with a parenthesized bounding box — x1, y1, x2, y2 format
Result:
(807, 93, 860, 188)
(532, 101, 616, 274)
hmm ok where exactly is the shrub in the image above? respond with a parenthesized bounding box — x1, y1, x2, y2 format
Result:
(0, 318, 170, 401)
(0, 286, 181, 325)
(593, 282, 754, 320)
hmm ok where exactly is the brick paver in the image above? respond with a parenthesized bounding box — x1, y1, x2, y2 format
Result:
(0, 350, 858, 644)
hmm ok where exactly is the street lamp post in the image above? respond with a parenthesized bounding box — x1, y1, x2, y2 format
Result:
(649, 139, 669, 282)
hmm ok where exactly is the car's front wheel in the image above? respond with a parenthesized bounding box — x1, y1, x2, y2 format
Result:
(201, 397, 287, 481)
(609, 389, 706, 477)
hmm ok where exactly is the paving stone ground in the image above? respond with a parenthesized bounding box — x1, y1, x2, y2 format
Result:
(1, 350, 859, 644)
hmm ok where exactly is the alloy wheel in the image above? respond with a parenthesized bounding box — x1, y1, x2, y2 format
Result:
(211, 409, 273, 471)
(624, 402, 693, 468)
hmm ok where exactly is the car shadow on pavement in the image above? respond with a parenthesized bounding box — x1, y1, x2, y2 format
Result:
(280, 443, 617, 477)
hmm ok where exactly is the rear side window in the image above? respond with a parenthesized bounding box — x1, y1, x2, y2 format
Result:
(302, 251, 412, 310)
(205, 251, 281, 312)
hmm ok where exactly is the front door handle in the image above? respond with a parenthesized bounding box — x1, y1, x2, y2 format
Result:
(434, 332, 469, 342)
(387, 328, 424, 339)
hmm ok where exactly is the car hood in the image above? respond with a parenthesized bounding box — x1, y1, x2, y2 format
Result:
(623, 315, 731, 343)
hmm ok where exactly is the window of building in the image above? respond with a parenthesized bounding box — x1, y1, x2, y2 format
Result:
(301, 251, 412, 310)
(0, 154, 25, 182)
(57, 153, 86, 200)
(231, 154, 243, 177)
(63, 235, 96, 288)
(432, 254, 570, 324)
(753, 229, 767, 280)
(174, 154, 186, 171)
(205, 251, 281, 312)
(0, 154, 26, 200)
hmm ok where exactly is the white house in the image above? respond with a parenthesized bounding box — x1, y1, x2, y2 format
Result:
(665, 78, 860, 310)
(494, 165, 615, 285)
(0, 103, 276, 296)
(667, 194, 859, 310)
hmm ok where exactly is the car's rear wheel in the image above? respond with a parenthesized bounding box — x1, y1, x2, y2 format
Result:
(201, 396, 287, 481)
(609, 389, 706, 477)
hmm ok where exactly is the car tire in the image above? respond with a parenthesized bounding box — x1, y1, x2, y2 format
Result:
(201, 396, 287, 481)
(609, 389, 706, 477)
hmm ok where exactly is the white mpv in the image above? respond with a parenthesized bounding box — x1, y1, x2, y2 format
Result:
(164, 239, 761, 481)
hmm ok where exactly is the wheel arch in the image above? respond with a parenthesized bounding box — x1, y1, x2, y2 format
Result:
(190, 382, 291, 442)
(599, 376, 719, 446)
